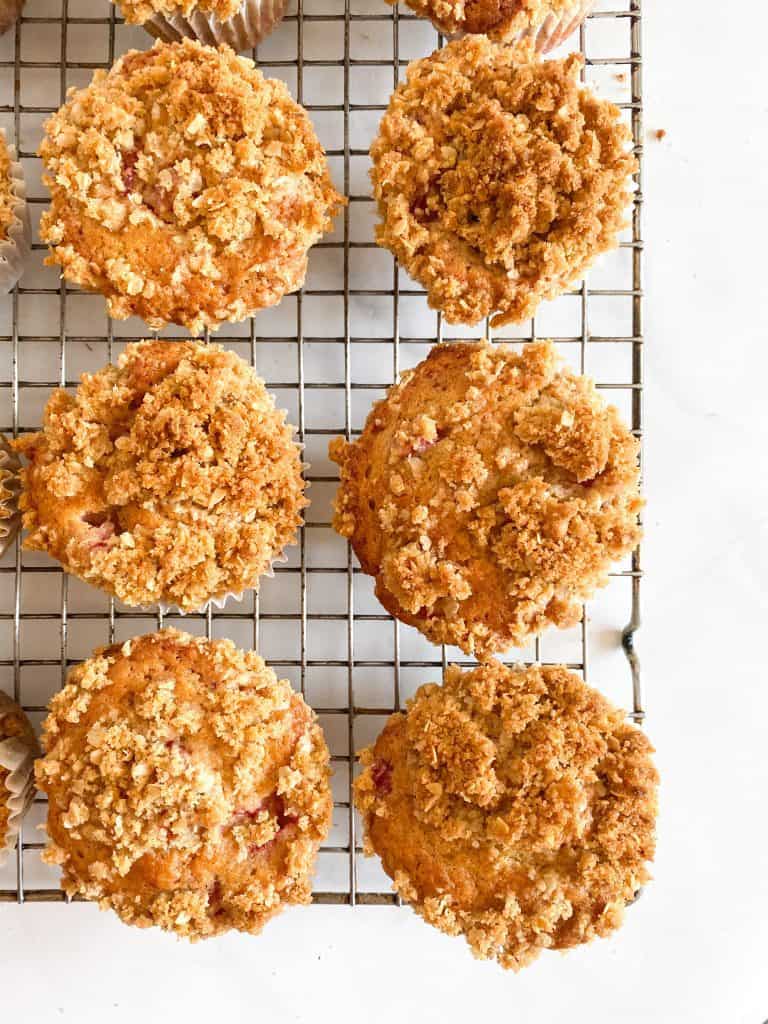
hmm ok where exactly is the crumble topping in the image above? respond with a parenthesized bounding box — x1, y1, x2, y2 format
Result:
(116, 0, 241, 24)
(39, 39, 344, 333)
(36, 629, 333, 939)
(370, 38, 636, 327)
(16, 340, 307, 612)
(330, 340, 642, 656)
(355, 660, 658, 970)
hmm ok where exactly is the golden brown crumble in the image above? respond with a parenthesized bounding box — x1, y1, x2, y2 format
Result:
(16, 340, 307, 612)
(39, 39, 344, 333)
(117, 0, 241, 25)
(391, 0, 574, 43)
(371, 38, 636, 327)
(355, 660, 658, 970)
(0, 700, 37, 849)
(36, 629, 332, 939)
(0, 133, 19, 244)
(330, 340, 642, 656)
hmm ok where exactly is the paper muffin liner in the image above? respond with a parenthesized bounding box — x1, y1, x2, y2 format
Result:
(0, 434, 21, 558)
(141, 0, 288, 52)
(0, 693, 40, 869)
(0, 129, 31, 295)
(515, 0, 595, 54)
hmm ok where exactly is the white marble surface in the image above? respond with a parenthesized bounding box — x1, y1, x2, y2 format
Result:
(3, 2, 768, 1022)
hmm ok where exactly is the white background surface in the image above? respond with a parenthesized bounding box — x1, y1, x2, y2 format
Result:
(2, 1, 768, 1022)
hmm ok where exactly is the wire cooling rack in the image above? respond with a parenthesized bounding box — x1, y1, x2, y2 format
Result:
(0, 0, 644, 906)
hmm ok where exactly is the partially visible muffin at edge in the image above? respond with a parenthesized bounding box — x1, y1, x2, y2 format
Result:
(391, 0, 593, 50)
(38, 39, 344, 332)
(15, 340, 307, 612)
(0, 694, 39, 859)
(355, 660, 658, 970)
(330, 340, 642, 656)
(370, 38, 636, 327)
(35, 629, 333, 939)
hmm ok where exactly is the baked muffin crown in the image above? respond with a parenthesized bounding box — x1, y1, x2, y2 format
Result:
(355, 660, 658, 970)
(39, 39, 343, 332)
(16, 339, 307, 611)
(36, 629, 333, 939)
(371, 38, 636, 327)
(331, 339, 642, 656)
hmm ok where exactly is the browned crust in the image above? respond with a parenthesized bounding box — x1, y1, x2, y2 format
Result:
(15, 340, 307, 611)
(371, 38, 636, 327)
(355, 660, 658, 970)
(39, 40, 344, 333)
(330, 340, 642, 657)
(35, 629, 333, 939)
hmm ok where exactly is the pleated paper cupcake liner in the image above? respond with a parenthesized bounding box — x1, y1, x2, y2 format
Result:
(0, 129, 30, 295)
(141, 0, 288, 52)
(516, 0, 595, 54)
(0, 693, 40, 869)
(0, 434, 21, 558)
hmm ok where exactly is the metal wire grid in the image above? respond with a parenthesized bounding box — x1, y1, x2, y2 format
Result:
(0, 0, 644, 906)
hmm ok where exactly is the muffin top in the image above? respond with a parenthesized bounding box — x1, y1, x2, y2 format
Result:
(16, 340, 307, 612)
(39, 40, 343, 332)
(394, 0, 575, 43)
(0, 132, 20, 245)
(355, 660, 658, 970)
(330, 340, 641, 656)
(371, 38, 635, 327)
(117, 0, 241, 24)
(36, 630, 333, 939)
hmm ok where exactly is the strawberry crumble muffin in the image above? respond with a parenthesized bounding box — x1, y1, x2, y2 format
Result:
(393, 0, 594, 51)
(39, 39, 343, 333)
(355, 660, 658, 970)
(371, 38, 636, 327)
(330, 340, 642, 656)
(36, 630, 332, 938)
(15, 340, 307, 612)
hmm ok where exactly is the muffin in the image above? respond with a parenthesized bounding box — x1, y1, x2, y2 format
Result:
(371, 38, 636, 327)
(0, 433, 21, 557)
(392, 0, 594, 52)
(39, 40, 343, 333)
(0, 129, 30, 294)
(114, 0, 288, 52)
(0, 693, 39, 868)
(15, 340, 307, 612)
(35, 629, 333, 938)
(355, 660, 658, 970)
(330, 340, 642, 657)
